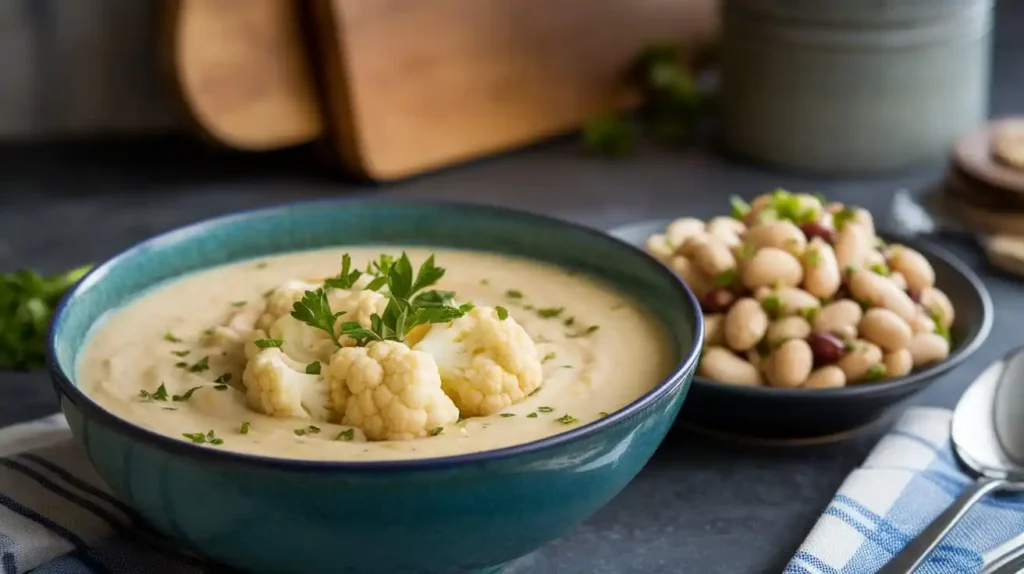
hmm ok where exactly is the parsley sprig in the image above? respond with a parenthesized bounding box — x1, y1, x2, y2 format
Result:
(291, 253, 471, 347)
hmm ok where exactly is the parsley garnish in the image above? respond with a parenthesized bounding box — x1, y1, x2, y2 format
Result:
(598, 412, 609, 418)
(495, 306, 509, 321)
(294, 428, 307, 436)
(254, 338, 283, 349)
(537, 406, 555, 413)
(506, 289, 524, 299)
(930, 308, 952, 343)
(239, 422, 250, 434)
(564, 317, 575, 327)
(231, 301, 246, 307)
(500, 413, 516, 417)
(255, 262, 269, 269)
(214, 384, 228, 391)
(537, 307, 564, 318)
(557, 414, 580, 424)
(761, 295, 782, 319)
(568, 325, 600, 338)
(291, 289, 345, 346)
(337, 429, 355, 441)
(214, 373, 232, 384)
(164, 332, 182, 343)
(542, 352, 556, 363)
(833, 208, 857, 231)
(870, 263, 890, 276)
(184, 356, 210, 373)
(737, 243, 757, 261)
(305, 361, 321, 375)
(429, 427, 444, 436)
(140, 383, 169, 402)
(170, 349, 190, 357)
(857, 299, 872, 311)
(807, 249, 821, 268)
(714, 269, 737, 287)
(307, 425, 321, 434)
(865, 364, 887, 381)
(183, 430, 223, 445)
(172, 386, 202, 401)
(162, 407, 177, 411)
(324, 254, 363, 290)
(527, 412, 538, 418)
(480, 278, 490, 285)
(730, 196, 751, 220)
(799, 307, 819, 322)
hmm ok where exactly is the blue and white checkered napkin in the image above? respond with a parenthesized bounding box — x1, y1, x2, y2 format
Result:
(787, 407, 1024, 574)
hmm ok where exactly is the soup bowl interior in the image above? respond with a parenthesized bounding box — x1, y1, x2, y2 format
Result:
(48, 200, 702, 574)
(608, 218, 993, 441)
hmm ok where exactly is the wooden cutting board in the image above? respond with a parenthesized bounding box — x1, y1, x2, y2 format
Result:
(163, 0, 324, 150)
(309, 0, 718, 180)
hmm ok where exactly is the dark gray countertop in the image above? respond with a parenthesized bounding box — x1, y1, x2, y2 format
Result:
(3, 5, 1024, 573)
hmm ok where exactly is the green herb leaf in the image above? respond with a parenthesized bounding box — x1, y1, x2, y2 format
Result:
(254, 338, 283, 349)
(412, 290, 455, 308)
(713, 268, 738, 287)
(843, 341, 856, 352)
(307, 425, 321, 434)
(336, 428, 355, 441)
(807, 249, 821, 268)
(737, 243, 757, 261)
(526, 412, 538, 418)
(799, 306, 819, 322)
(930, 308, 952, 343)
(567, 325, 600, 338)
(500, 413, 515, 418)
(291, 288, 344, 347)
(214, 372, 232, 384)
(239, 422, 250, 434)
(537, 406, 555, 413)
(294, 428, 307, 436)
(581, 114, 635, 157)
(557, 414, 579, 424)
(865, 364, 887, 381)
(845, 265, 858, 275)
(495, 306, 509, 321)
(255, 262, 269, 269)
(833, 208, 857, 231)
(564, 316, 575, 327)
(163, 332, 182, 343)
(305, 361, 321, 375)
(231, 301, 247, 307)
(172, 386, 202, 401)
(537, 307, 564, 319)
(162, 407, 177, 411)
(598, 412, 609, 418)
(857, 299, 872, 312)
(506, 290, 524, 299)
(324, 254, 363, 290)
(214, 384, 228, 391)
(761, 295, 782, 318)
(183, 429, 223, 445)
(870, 263, 890, 276)
(730, 196, 751, 220)
(140, 383, 169, 402)
(542, 352, 556, 363)
(429, 426, 444, 436)
(183, 356, 210, 373)
(170, 349, 190, 357)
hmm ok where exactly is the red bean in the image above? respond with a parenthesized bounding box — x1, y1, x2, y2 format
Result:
(702, 288, 736, 313)
(800, 221, 834, 244)
(907, 288, 922, 303)
(807, 332, 845, 365)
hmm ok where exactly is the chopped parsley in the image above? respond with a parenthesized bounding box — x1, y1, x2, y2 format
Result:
(537, 307, 564, 318)
(526, 412, 538, 418)
(239, 422, 250, 434)
(542, 352, 556, 363)
(799, 307, 819, 322)
(214, 373, 232, 384)
(807, 249, 821, 268)
(506, 289, 524, 299)
(495, 306, 509, 321)
(930, 308, 952, 343)
(202, 327, 215, 336)
(869, 263, 890, 276)
(556, 414, 580, 425)
(832, 208, 857, 231)
(537, 406, 555, 413)
(761, 295, 783, 319)
(178, 356, 209, 373)
(294, 425, 321, 436)
(567, 325, 600, 338)
(307, 425, 321, 434)
(336, 429, 355, 441)
(564, 317, 576, 326)
(737, 243, 757, 261)
(714, 269, 738, 287)
(844, 265, 857, 275)
(500, 413, 516, 418)
(843, 341, 856, 352)
(162, 407, 177, 411)
(598, 412, 609, 418)
(170, 349, 190, 357)
(172, 386, 202, 401)
(254, 338, 283, 349)
(857, 299, 872, 311)
(730, 195, 751, 220)
(214, 384, 228, 391)
(231, 301, 247, 307)
(324, 254, 363, 290)
(140, 383, 169, 402)
(480, 278, 490, 285)
(164, 332, 182, 343)
(305, 361, 322, 375)
(183, 430, 223, 445)
(429, 427, 444, 436)
(255, 262, 269, 269)
(865, 364, 887, 381)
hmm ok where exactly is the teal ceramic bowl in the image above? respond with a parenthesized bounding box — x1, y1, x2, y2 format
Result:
(46, 200, 703, 574)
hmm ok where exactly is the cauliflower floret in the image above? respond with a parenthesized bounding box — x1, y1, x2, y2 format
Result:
(414, 306, 542, 416)
(256, 280, 322, 331)
(269, 315, 337, 364)
(325, 341, 459, 441)
(242, 347, 330, 420)
(327, 288, 388, 328)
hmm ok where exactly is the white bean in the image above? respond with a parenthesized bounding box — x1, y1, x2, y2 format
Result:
(746, 350, 763, 373)
(759, 287, 820, 317)
(765, 316, 812, 346)
(770, 339, 814, 388)
(744, 194, 776, 226)
(743, 221, 807, 255)
(803, 366, 847, 389)
(706, 217, 746, 238)
(919, 287, 954, 328)
(725, 298, 769, 352)
(814, 300, 863, 335)
(910, 311, 937, 334)
(863, 249, 887, 269)
(889, 271, 908, 291)
(742, 247, 804, 289)
(666, 218, 705, 249)
(906, 333, 950, 367)
(645, 234, 674, 263)
(700, 347, 763, 386)
(692, 239, 738, 278)
(671, 256, 713, 299)
(704, 314, 725, 347)
(884, 348, 914, 378)
(834, 224, 873, 272)
(852, 208, 876, 238)
(678, 234, 711, 258)
(802, 237, 841, 298)
(835, 324, 859, 341)
(848, 268, 917, 323)
(838, 340, 884, 383)
(858, 308, 913, 352)
(889, 245, 935, 293)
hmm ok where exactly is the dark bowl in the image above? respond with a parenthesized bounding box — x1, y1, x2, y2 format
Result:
(609, 219, 993, 442)
(47, 201, 703, 574)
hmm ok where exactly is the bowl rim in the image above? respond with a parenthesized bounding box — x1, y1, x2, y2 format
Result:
(46, 198, 705, 473)
(608, 218, 994, 399)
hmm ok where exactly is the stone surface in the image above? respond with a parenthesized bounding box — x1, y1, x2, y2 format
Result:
(0, 4, 1022, 572)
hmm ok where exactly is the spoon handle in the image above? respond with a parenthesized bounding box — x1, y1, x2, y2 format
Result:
(878, 477, 1008, 574)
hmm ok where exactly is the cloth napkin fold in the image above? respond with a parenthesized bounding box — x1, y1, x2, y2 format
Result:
(787, 407, 1024, 574)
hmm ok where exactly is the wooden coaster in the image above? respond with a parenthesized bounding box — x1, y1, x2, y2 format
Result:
(944, 169, 1024, 236)
(953, 118, 1024, 198)
(992, 119, 1024, 170)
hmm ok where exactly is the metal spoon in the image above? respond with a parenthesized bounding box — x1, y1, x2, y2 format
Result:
(878, 346, 1024, 573)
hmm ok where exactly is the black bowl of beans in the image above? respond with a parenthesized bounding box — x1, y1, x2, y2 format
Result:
(608, 191, 993, 441)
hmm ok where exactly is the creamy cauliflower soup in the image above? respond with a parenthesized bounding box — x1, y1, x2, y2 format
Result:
(77, 248, 675, 461)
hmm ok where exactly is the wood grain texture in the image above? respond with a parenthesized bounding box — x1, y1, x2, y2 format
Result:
(164, 0, 324, 150)
(311, 0, 718, 180)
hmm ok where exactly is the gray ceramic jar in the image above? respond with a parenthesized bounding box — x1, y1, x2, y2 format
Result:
(719, 0, 994, 175)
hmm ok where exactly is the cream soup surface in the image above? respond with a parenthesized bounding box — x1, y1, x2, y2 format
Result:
(77, 247, 675, 461)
